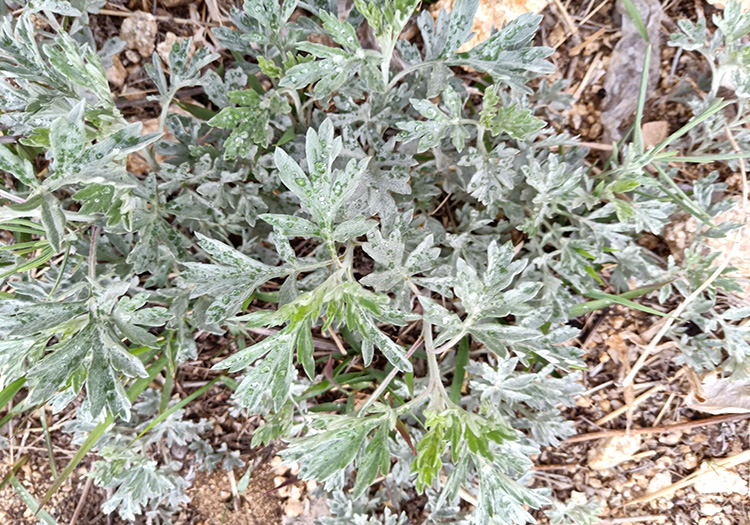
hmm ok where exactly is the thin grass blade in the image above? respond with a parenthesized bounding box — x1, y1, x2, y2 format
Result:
(583, 290, 677, 319)
(621, 0, 650, 42)
(131, 376, 222, 444)
(569, 282, 670, 317)
(11, 476, 59, 524)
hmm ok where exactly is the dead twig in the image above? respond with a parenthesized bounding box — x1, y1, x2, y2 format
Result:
(569, 26, 608, 56)
(572, 51, 603, 100)
(565, 411, 750, 443)
(554, 0, 612, 49)
(327, 327, 348, 356)
(68, 476, 94, 525)
(626, 448, 750, 506)
(97, 8, 222, 27)
(602, 517, 668, 524)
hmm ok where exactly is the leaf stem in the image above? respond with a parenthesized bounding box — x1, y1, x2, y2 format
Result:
(357, 334, 424, 417)
(423, 321, 452, 408)
(386, 60, 437, 91)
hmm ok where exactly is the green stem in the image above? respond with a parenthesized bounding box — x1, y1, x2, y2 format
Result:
(424, 321, 452, 408)
(356, 334, 424, 417)
(157, 89, 177, 134)
(386, 60, 437, 91)
(280, 88, 304, 127)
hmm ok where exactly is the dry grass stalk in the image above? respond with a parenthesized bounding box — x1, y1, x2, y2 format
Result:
(625, 449, 750, 506)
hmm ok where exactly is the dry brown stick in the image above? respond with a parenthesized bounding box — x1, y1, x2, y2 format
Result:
(68, 476, 94, 525)
(597, 384, 661, 427)
(565, 412, 750, 443)
(651, 391, 676, 426)
(569, 26, 607, 56)
(327, 327, 348, 356)
(97, 8, 221, 27)
(228, 469, 239, 511)
(531, 463, 578, 471)
(578, 0, 611, 27)
(552, 0, 577, 36)
(572, 51, 602, 100)
(578, 141, 614, 151)
(594, 368, 684, 426)
(554, 0, 611, 48)
(602, 517, 667, 524)
(626, 449, 750, 506)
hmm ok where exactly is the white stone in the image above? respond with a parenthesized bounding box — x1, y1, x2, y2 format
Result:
(588, 435, 642, 470)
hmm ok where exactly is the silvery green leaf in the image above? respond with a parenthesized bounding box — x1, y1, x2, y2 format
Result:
(262, 213, 320, 237)
(405, 234, 440, 274)
(214, 330, 291, 373)
(545, 495, 602, 525)
(305, 117, 339, 195)
(86, 325, 146, 419)
(144, 51, 168, 95)
(350, 138, 414, 220)
(417, 0, 478, 59)
(462, 144, 518, 205)
(723, 306, 750, 321)
(0, 337, 44, 385)
(202, 67, 248, 107)
(318, 9, 360, 51)
(243, 0, 297, 30)
(332, 217, 377, 242)
(358, 306, 413, 372)
(330, 157, 370, 215)
(44, 32, 111, 102)
(216, 330, 296, 411)
(713, 1, 750, 43)
(481, 86, 545, 139)
(93, 449, 180, 521)
(27, 0, 82, 16)
(353, 0, 419, 49)
(28, 321, 147, 420)
(281, 415, 380, 482)
(168, 39, 219, 90)
(475, 459, 548, 525)
(182, 233, 283, 325)
(362, 229, 405, 270)
(412, 275, 454, 298)
(397, 87, 469, 152)
(274, 118, 369, 230)
(27, 325, 90, 405)
(208, 90, 290, 158)
(0, 144, 37, 186)
(296, 323, 315, 379)
(40, 191, 66, 252)
(352, 423, 390, 498)
(448, 14, 553, 93)
(275, 146, 321, 220)
(0, 300, 86, 338)
(469, 324, 542, 345)
(48, 100, 85, 178)
(112, 294, 171, 348)
(418, 296, 461, 329)
(361, 337, 374, 367)
(73, 184, 116, 215)
(280, 44, 364, 99)
(436, 455, 469, 510)
(97, 37, 126, 68)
